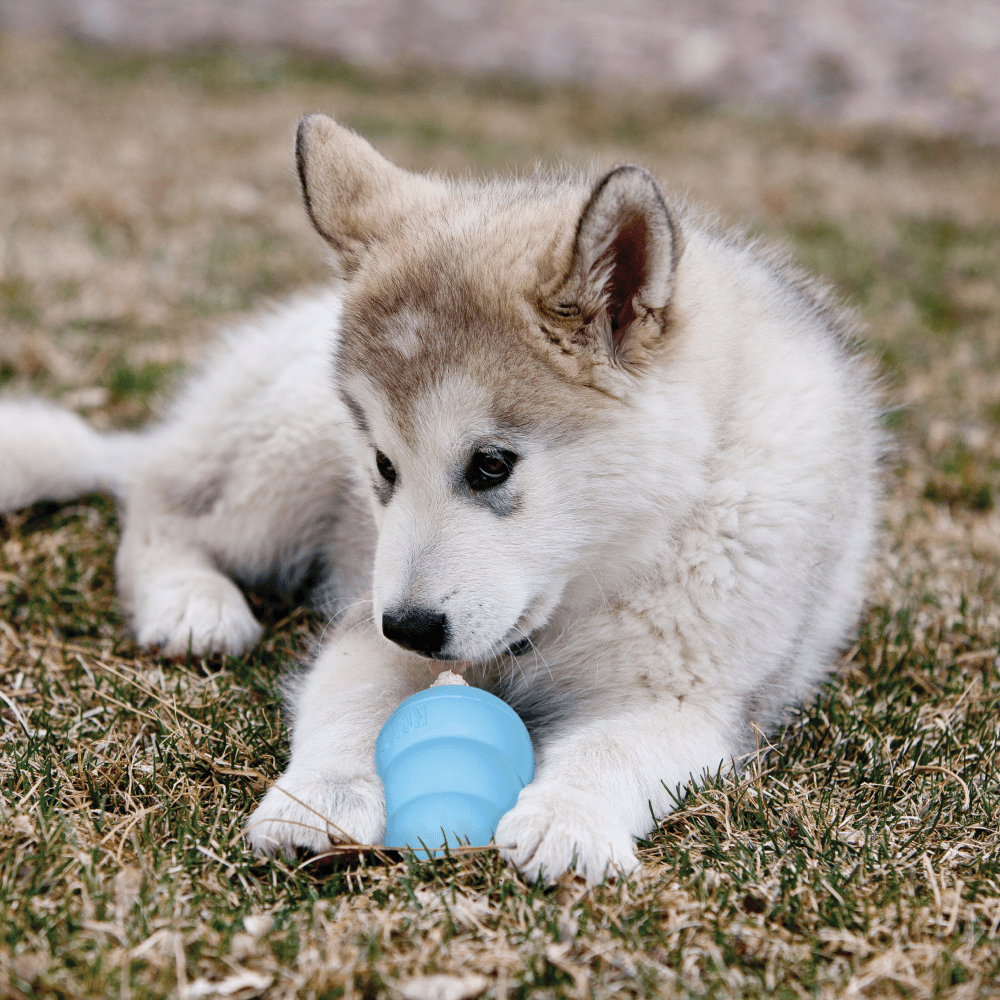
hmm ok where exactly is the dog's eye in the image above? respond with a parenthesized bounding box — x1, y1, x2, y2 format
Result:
(375, 450, 396, 484)
(466, 449, 516, 491)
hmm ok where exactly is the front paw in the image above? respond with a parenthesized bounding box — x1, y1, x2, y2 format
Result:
(135, 572, 262, 656)
(245, 771, 385, 857)
(495, 784, 640, 884)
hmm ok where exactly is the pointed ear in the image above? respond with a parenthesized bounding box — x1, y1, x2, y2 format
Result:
(557, 165, 683, 363)
(296, 114, 437, 275)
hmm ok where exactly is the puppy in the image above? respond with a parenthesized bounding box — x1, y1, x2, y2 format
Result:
(0, 115, 883, 881)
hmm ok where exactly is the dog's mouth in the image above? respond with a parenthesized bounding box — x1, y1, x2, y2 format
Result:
(503, 635, 534, 657)
(429, 631, 536, 662)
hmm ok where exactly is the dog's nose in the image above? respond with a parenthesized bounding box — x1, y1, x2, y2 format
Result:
(382, 607, 449, 655)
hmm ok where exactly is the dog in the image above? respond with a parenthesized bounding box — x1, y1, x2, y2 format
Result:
(0, 114, 883, 882)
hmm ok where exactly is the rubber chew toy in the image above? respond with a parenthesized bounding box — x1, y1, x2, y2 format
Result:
(375, 672, 534, 854)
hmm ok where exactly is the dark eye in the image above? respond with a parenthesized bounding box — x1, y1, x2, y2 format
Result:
(466, 449, 516, 491)
(375, 450, 396, 484)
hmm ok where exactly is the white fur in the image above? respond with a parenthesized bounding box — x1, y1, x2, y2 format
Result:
(0, 147, 881, 884)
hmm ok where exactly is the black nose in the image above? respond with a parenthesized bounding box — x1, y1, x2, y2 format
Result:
(382, 607, 449, 655)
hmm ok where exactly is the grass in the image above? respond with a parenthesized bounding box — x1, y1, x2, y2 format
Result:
(1, 32, 999, 1000)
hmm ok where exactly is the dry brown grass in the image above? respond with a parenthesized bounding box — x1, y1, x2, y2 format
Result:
(1, 33, 999, 1000)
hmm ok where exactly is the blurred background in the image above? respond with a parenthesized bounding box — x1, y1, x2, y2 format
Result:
(0, 0, 998, 518)
(4, 0, 1000, 140)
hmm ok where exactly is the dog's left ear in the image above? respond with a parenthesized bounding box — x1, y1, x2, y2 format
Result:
(557, 165, 683, 364)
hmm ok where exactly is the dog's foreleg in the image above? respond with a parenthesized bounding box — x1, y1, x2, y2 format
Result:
(245, 621, 430, 857)
(496, 699, 734, 883)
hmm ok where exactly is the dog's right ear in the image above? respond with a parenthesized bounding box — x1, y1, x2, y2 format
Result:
(296, 114, 437, 275)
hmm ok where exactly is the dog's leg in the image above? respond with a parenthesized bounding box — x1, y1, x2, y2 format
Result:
(111, 403, 360, 658)
(116, 520, 264, 657)
(245, 622, 430, 856)
(496, 700, 735, 883)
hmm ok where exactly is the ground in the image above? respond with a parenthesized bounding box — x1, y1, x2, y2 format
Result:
(0, 33, 999, 1000)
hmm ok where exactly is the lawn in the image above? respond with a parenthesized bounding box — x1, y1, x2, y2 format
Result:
(1, 32, 999, 1000)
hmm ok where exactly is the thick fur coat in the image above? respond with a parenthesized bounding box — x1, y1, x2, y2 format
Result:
(0, 116, 883, 881)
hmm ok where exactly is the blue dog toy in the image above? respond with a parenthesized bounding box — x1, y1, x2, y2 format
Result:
(375, 676, 534, 854)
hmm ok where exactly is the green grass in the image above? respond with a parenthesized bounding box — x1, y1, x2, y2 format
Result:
(2, 33, 1000, 1000)
(923, 442, 996, 512)
(3, 518, 998, 997)
(0, 277, 39, 326)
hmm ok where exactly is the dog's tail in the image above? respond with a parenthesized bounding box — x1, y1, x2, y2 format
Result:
(0, 398, 143, 512)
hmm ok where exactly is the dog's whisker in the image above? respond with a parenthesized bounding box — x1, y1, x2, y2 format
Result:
(288, 424, 338, 449)
(511, 623, 554, 683)
(314, 597, 372, 615)
(579, 557, 611, 615)
(317, 606, 375, 645)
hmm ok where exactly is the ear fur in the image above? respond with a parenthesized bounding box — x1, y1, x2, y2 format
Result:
(296, 113, 438, 275)
(556, 165, 683, 364)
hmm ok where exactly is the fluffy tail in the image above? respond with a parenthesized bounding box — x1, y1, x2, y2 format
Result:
(0, 398, 143, 512)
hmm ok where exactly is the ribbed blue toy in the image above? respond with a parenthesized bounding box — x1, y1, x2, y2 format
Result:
(375, 682, 534, 855)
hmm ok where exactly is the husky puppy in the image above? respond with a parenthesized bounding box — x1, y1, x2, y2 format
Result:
(0, 115, 883, 882)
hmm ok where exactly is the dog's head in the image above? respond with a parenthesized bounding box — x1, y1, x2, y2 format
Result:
(297, 114, 689, 663)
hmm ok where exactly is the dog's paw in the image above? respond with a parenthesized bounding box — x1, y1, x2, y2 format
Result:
(135, 572, 263, 656)
(495, 784, 640, 884)
(245, 771, 385, 857)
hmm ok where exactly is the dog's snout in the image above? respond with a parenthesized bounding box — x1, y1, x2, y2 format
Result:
(382, 607, 449, 655)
